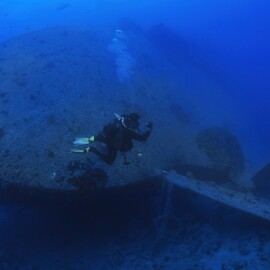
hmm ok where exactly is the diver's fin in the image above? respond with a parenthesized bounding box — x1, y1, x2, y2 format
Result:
(73, 136, 95, 145)
(70, 148, 85, 153)
(70, 147, 90, 154)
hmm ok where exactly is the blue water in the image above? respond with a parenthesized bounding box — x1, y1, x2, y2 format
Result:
(1, 0, 270, 269)
(1, 0, 269, 161)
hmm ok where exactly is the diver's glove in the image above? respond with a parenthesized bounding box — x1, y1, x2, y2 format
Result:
(146, 122, 153, 130)
(73, 136, 95, 145)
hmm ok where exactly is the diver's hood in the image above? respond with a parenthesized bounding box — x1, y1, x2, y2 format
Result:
(121, 113, 140, 130)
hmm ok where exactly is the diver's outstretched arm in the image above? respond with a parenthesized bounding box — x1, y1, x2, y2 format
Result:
(129, 122, 153, 141)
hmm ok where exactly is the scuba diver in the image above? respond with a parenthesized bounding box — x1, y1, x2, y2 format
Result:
(71, 113, 153, 164)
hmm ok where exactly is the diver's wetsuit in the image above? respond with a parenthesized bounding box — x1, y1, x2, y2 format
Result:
(91, 119, 152, 164)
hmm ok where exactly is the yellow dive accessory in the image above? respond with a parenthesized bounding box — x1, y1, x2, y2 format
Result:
(73, 136, 95, 145)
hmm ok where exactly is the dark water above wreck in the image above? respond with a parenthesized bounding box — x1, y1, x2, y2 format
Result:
(1, 0, 270, 269)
